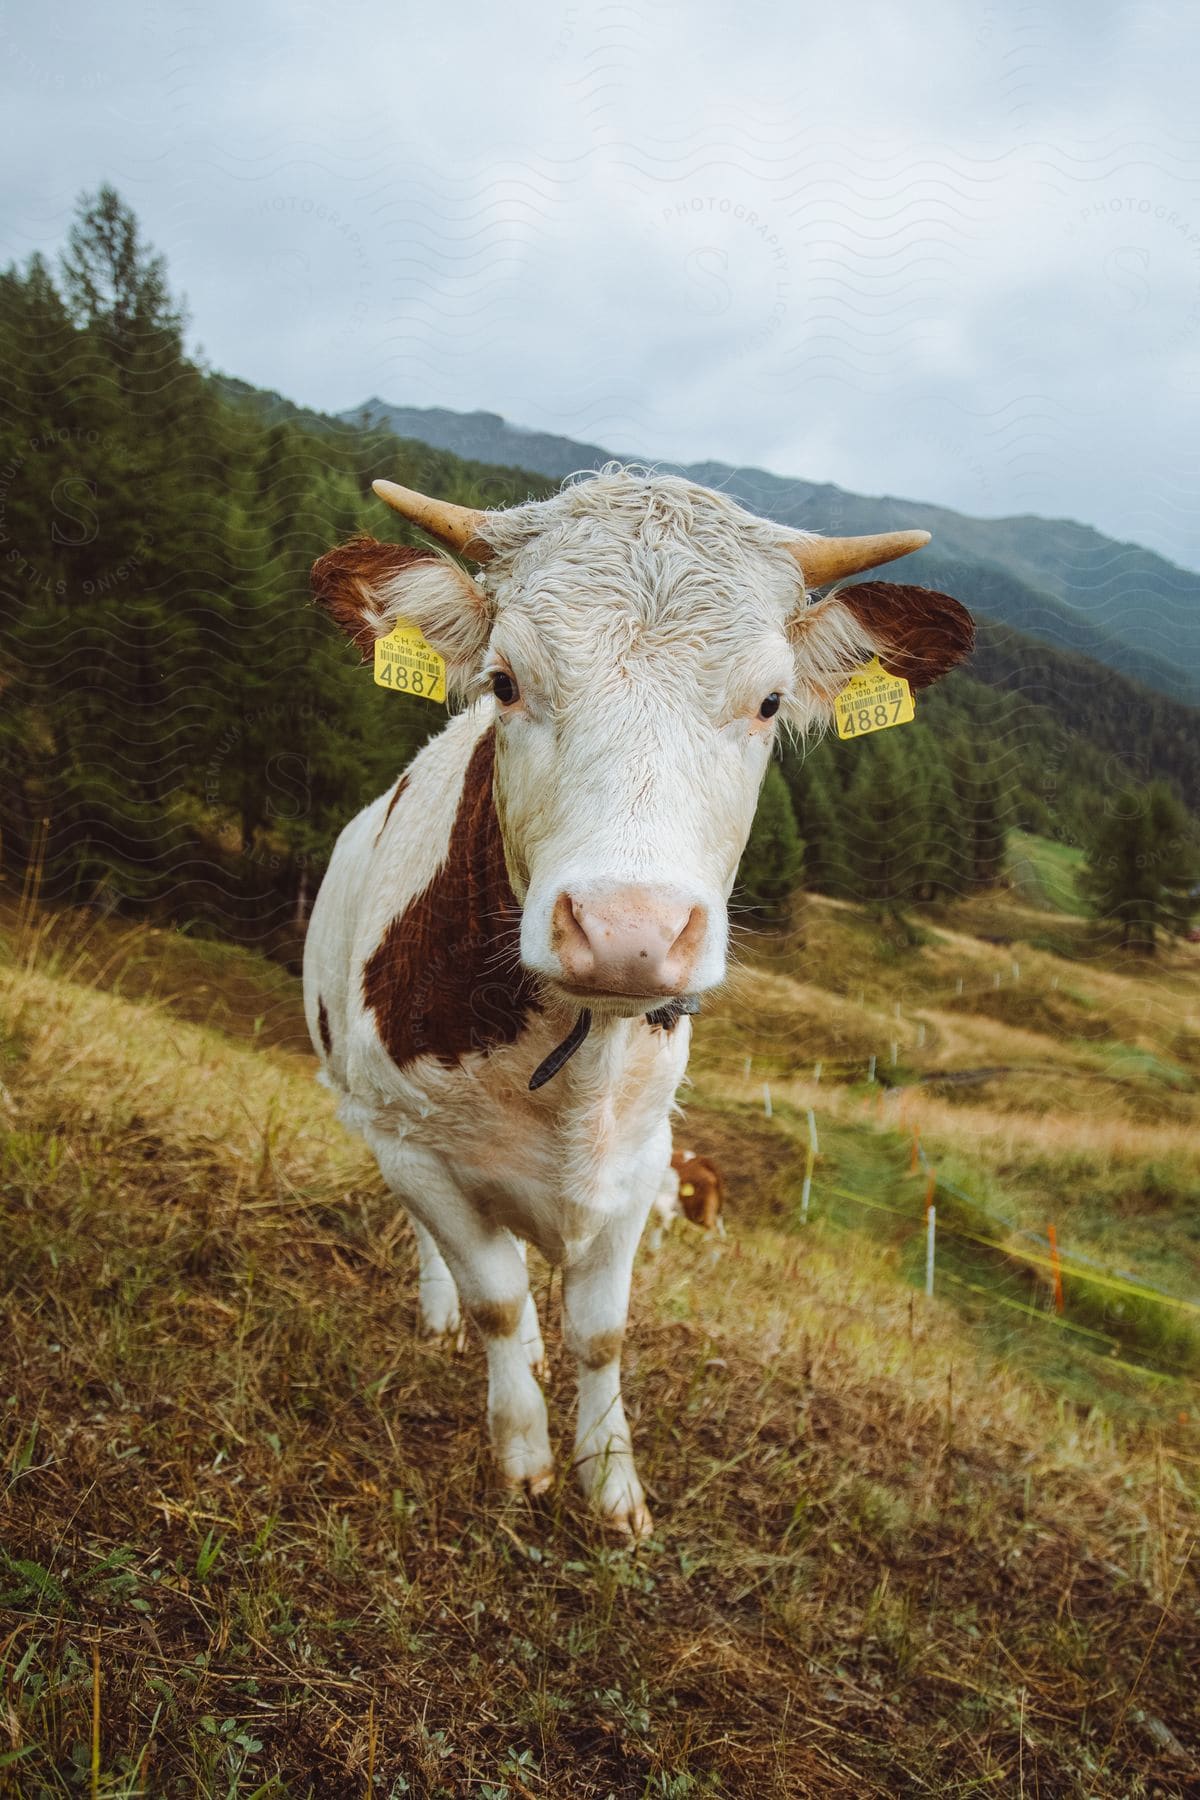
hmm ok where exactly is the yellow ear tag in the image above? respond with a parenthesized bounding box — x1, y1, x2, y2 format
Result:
(373, 620, 446, 703)
(680, 1182, 695, 1198)
(834, 656, 915, 741)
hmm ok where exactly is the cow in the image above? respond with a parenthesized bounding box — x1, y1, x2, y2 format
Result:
(650, 1150, 726, 1245)
(673, 1151, 725, 1232)
(302, 466, 972, 1537)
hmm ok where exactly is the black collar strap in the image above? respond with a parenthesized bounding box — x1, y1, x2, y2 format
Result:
(528, 995, 700, 1091)
(528, 1008, 592, 1090)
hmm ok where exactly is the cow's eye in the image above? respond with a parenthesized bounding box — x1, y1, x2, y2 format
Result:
(491, 670, 519, 705)
(759, 692, 781, 720)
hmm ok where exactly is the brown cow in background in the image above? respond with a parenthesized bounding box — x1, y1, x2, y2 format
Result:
(650, 1148, 725, 1246)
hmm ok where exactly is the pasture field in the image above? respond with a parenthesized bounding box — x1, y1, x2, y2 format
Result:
(1, 891, 1198, 1797)
(1006, 833, 1088, 916)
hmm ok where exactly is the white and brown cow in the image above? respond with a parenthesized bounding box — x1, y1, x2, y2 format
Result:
(303, 467, 972, 1536)
(650, 1150, 726, 1244)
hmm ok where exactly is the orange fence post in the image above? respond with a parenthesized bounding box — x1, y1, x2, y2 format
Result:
(924, 1169, 936, 1216)
(1047, 1224, 1065, 1314)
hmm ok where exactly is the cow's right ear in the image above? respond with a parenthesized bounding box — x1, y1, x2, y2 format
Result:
(310, 536, 491, 691)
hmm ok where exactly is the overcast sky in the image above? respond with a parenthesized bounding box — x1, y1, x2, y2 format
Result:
(3, 0, 1199, 568)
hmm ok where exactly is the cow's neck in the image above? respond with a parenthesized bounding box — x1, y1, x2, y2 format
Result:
(362, 726, 541, 1072)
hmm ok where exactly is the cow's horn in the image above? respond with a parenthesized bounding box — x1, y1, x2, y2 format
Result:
(785, 529, 931, 588)
(372, 479, 493, 562)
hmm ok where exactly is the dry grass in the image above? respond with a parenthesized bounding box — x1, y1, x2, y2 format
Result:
(701, 889, 1200, 1294)
(1, 903, 1199, 1796)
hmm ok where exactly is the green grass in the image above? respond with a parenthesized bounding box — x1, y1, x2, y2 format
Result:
(1007, 830, 1088, 915)
(689, 1085, 1200, 1414)
(1086, 1041, 1195, 1090)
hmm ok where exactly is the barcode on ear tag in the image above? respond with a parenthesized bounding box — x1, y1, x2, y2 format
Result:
(834, 656, 915, 741)
(373, 620, 447, 703)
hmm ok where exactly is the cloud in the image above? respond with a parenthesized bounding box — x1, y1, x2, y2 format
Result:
(1, 0, 1198, 567)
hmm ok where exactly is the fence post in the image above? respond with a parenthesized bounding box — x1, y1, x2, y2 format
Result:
(868, 1054, 876, 1083)
(925, 1205, 936, 1297)
(1047, 1224, 1065, 1314)
(763, 1082, 772, 1118)
(801, 1143, 814, 1222)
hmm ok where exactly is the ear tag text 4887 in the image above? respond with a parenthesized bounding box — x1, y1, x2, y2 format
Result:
(373, 620, 447, 703)
(834, 656, 914, 741)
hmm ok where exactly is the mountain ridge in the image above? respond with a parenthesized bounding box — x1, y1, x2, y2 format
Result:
(343, 396, 1200, 705)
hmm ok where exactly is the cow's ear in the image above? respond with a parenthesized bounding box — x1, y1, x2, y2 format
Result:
(789, 580, 973, 714)
(311, 536, 491, 690)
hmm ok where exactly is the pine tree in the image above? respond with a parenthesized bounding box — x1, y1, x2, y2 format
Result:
(842, 735, 914, 905)
(923, 753, 970, 898)
(737, 764, 805, 921)
(60, 184, 184, 350)
(1081, 782, 1198, 951)
(785, 741, 849, 895)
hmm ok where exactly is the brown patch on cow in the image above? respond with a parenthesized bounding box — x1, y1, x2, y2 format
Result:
(837, 582, 974, 690)
(317, 997, 333, 1056)
(362, 728, 541, 1074)
(374, 773, 410, 847)
(471, 1297, 525, 1339)
(671, 1152, 725, 1230)
(578, 1327, 625, 1370)
(310, 537, 442, 661)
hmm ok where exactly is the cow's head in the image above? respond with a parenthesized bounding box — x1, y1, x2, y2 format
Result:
(313, 469, 972, 1016)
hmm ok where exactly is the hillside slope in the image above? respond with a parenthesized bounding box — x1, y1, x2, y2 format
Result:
(1, 903, 1197, 1795)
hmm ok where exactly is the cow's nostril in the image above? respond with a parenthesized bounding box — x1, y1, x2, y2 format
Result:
(671, 905, 708, 964)
(552, 888, 709, 994)
(552, 893, 592, 962)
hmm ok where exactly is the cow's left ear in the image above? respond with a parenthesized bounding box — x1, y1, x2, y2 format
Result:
(311, 536, 491, 691)
(834, 581, 974, 688)
(790, 581, 974, 701)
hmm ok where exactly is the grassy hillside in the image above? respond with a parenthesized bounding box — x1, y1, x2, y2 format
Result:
(1, 893, 1198, 1796)
(1008, 831, 1087, 913)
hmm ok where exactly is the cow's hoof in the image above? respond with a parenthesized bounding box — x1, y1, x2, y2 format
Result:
(603, 1493, 653, 1541)
(520, 1314, 546, 1377)
(499, 1457, 556, 1498)
(419, 1299, 462, 1340)
(578, 1457, 652, 1541)
(495, 1423, 555, 1498)
(420, 1323, 467, 1358)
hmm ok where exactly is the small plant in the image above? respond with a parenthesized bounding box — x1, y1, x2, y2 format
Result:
(195, 1527, 225, 1581)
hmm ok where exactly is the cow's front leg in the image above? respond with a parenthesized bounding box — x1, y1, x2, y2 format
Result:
(372, 1140, 552, 1495)
(513, 1239, 547, 1377)
(563, 1207, 651, 1539)
(410, 1217, 462, 1341)
(446, 1225, 553, 1493)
